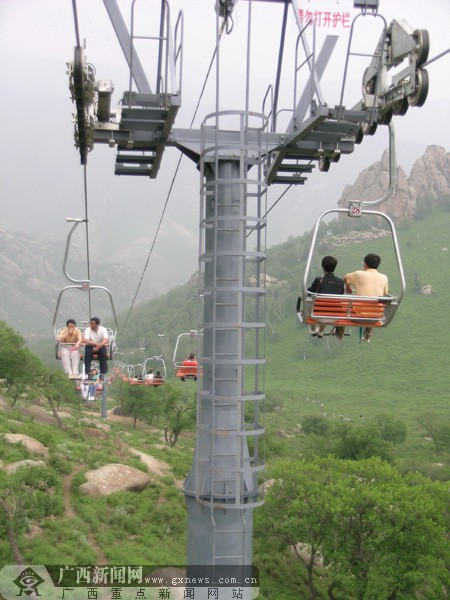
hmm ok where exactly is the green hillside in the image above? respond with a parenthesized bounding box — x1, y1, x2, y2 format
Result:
(1, 209, 449, 600)
(114, 208, 449, 473)
(262, 210, 449, 475)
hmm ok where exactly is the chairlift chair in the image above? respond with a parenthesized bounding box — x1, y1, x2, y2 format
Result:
(142, 356, 167, 386)
(299, 123, 405, 335)
(53, 218, 119, 369)
(128, 364, 145, 385)
(300, 206, 405, 332)
(173, 330, 201, 381)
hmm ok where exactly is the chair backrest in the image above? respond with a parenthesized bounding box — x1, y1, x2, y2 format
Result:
(304, 293, 397, 327)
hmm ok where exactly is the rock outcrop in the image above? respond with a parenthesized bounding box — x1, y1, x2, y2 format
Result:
(338, 145, 450, 219)
(409, 145, 450, 202)
(79, 463, 152, 497)
(3, 433, 49, 458)
(128, 448, 172, 476)
(4, 459, 47, 474)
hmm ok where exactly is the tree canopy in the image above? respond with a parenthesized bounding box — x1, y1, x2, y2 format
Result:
(258, 457, 449, 599)
(0, 321, 75, 412)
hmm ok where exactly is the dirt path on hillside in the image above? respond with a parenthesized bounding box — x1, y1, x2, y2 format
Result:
(63, 465, 108, 565)
(63, 465, 84, 518)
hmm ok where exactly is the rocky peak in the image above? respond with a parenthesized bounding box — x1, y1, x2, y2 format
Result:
(408, 145, 450, 202)
(338, 145, 450, 219)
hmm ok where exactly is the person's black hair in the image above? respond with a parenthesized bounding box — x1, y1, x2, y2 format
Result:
(90, 317, 101, 325)
(66, 319, 76, 326)
(189, 353, 195, 359)
(321, 255, 338, 273)
(364, 253, 381, 269)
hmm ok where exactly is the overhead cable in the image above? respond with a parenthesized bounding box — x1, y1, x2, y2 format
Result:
(83, 164, 92, 317)
(159, 294, 199, 334)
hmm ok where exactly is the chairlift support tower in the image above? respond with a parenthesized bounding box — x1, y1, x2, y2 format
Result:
(67, 0, 432, 586)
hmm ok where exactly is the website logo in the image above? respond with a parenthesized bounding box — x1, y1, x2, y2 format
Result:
(13, 568, 44, 596)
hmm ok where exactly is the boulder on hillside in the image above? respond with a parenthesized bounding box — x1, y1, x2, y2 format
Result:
(22, 404, 60, 426)
(290, 542, 325, 568)
(4, 459, 46, 474)
(79, 463, 152, 497)
(128, 448, 171, 476)
(259, 478, 278, 496)
(421, 285, 433, 295)
(3, 433, 49, 457)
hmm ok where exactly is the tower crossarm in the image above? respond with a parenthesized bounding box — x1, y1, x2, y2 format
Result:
(266, 10, 431, 185)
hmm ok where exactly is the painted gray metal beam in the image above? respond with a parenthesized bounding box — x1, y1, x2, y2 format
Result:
(266, 34, 338, 183)
(93, 124, 355, 160)
(287, 34, 339, 133)
(102, 0, 152, 94)
(290, 0, 326, 106)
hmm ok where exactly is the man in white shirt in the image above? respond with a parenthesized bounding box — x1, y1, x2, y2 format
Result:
(82, 317, 110, 376)
(344, 253, 389, 343)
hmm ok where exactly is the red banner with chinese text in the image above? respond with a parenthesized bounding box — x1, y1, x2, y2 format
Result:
(299, 0, 356, 31)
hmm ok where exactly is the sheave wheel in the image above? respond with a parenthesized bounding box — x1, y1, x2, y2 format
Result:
(354, 127, 364, 145)
(377, 110, 393, 125)
(408, 69, 429, 107)
(319, 155, 330, 172)
(391, 98, 409, 116)
(332, 152, 341, 163)
(410, 29, 430, 68)
(362, 121, 378, 136)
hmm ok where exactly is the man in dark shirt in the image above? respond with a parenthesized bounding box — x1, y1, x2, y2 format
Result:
(307, 255, 345, 339)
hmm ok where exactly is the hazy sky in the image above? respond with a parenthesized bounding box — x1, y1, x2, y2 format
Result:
(1, 0, 449, 274)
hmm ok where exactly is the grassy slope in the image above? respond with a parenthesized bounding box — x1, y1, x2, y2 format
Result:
(105, 208, 449, 475)
(3, 209, 447, 600)
(264, 209, 449, 476)
(108, 207, 449, 484)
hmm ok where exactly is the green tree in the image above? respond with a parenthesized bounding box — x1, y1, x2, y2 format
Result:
(110, 380, 194, 442)
(301, 415, 330, 436)
(418, 412, 450, 453)
(0, 321, 45, 404)
(39, 369, 80, 426)
(159, 384, 195, 447)
(332, 422, 392, 461)
(258, 457, 449, 600)
(371, 413, 407, 445)
(120, 384, 162, 428)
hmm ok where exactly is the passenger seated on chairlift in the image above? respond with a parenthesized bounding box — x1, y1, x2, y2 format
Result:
(82, 317, 109, 377)
(180, 353, 198, 382)
(87, 368, 99, 401)
(307, 256, 345, 340)
(58, 318, 82, 378)
(344, 253, 389, 344)
(154, 370, 164, 380)
(144, 370, 154, 380)
(183, 353, 197, 366)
